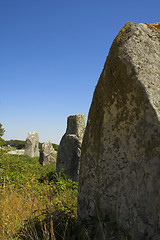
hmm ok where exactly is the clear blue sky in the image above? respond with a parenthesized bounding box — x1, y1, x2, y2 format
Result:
(0, 0, 159, 144)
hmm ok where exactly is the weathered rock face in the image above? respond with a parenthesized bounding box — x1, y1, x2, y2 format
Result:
(39, 141, 56, 165)
(24, 132, 39, 157)
(78, 22, 160, 240)
(56, 114, 85, 181)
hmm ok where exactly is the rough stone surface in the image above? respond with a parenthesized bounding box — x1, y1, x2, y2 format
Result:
(56, 114, 85, 181)
(39, 141, 56, 165)
(24, 132, 39, 157)
(78, 22, 160, 240)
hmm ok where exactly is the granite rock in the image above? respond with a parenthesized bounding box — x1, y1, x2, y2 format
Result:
(24, 131, 39, 157)
(78, 22, 160, 240)
(56, 114, 85, 181)
(39, 141, 56, 165)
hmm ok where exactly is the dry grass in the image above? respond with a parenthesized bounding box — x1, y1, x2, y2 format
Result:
(0, 180, 78, 240)
(0, 187, 45, 239)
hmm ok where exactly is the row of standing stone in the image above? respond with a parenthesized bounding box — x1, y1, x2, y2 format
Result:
(23, 22, 160, 239)
(24, 114, 85, 181)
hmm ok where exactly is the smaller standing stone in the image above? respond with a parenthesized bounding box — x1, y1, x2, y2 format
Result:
(56, 114, 85, 181)
(39, 141, 56, 165)
(24, 131, 39, 157)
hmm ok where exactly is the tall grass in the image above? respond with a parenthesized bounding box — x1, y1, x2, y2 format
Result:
(0, 149, 131, 240)
(0, 150, 78, 240)
(0, 188, 44, 238)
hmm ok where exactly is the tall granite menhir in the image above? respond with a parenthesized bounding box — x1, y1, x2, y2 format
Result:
(78, 22, 160, 239)
(56, 114, 85, 181)
(24, 131, 39, 157)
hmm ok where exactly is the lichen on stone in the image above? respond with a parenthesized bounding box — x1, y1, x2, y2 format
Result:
(145, 22, 160, 31)
(78, 22, 160, 240)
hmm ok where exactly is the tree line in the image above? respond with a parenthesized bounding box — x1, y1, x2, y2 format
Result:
(0, 123, 59, 151)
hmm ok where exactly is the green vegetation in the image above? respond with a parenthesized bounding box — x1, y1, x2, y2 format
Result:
(0, 150, 78, 240)
(5, 140, 26, 149)
(4, 140, 59, 151)
(52, 143, 59, 151)
(0, 123, 5, 147)
(0, 146, 130, 240)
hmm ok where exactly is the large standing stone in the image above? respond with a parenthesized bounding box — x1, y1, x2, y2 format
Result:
(78, 22, 160, 240)
(24, 131, 39, 157)
(39, 141, 56, 165)
(56, 114, 85, 181)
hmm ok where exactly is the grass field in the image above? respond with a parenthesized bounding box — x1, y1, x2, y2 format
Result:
(0, 149, 78, 240)
(0, 148, 131, 240)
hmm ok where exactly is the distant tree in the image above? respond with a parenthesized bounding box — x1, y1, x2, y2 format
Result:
(0, 123, 5, 136)
(39, 142, 58, 151)
(39, 142, 42, 149)
(4, 140, 25, 149)
(0, 123, 5, 146)
(52, 143, 59, 151)
(3, 138, 59, 150)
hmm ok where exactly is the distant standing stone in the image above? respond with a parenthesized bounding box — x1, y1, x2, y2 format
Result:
(56, 114, 85, 181)
(24, 131, 39, 157)
(39, 141, 56, 165)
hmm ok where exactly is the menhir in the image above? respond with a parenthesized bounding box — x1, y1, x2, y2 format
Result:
(24, 131, 39, 157)
(78, 22, 160, 240)
(56, 114, 85, 181)
(39, 141, 56, 165)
